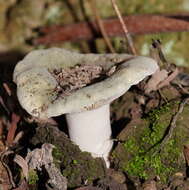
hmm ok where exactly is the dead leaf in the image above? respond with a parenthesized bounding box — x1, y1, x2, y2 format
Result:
(0, 133, 12, 189)
(25, 143, 67, 190)
(0, 158, 12, 190)
(0, 150, 15, 189)
(25, 143, 54, 170)
(14, 155, 29, 180)
(144, 69, 168, 93)
(144, 67, 179, 94)
(157, 67, 179, 89)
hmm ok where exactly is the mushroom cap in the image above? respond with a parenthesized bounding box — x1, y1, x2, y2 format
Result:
(13, 48, 158, 118)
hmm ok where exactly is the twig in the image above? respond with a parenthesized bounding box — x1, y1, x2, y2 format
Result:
(158, 97, 189, 152)
(90, 0, 115, 53)
(3, 83, 11, 96)
(0, 96, 10, 114)
(110, 0, 136, 55)
(34, 14, 189, 45)
(6, 113, 20, 146)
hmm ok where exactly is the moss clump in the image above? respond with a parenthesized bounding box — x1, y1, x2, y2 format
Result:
(32, 125, 106, 188)
(113, 100, 189, 184)
(28, 169, 39, 185)
(52, 144, 105, 187)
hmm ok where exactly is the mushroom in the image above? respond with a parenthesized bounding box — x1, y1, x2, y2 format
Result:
(13, 48, 158, 167)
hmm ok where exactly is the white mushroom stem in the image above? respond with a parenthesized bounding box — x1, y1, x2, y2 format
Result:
(66, 104, 113, 167)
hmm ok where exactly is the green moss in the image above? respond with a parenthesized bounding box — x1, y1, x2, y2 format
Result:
(32, 126, 105, 188)
(62, 152, 105, 188)
(52, 145, 105, 188)
(114, 101, 187, 183)
(52, 146, 63, 167)
(72, 159, 78, 164)
(28, 169, 39, 185)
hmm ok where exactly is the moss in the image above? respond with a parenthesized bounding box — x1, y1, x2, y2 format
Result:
(28, 169, 39, 185)
(52, 145, 105, 188)
(52, 146, 63, 168)
(61, 151, 106, 188)
(32, 125, 106, 188)
(113, 100, 188, 184)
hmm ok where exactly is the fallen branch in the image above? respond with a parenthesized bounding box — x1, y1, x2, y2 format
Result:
(34, 14, 189, 45)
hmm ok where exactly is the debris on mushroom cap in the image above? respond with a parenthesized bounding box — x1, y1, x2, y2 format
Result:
(50, 64, 119, 98)
(13, 48, 158, 118)
(50, 65, 103, 97)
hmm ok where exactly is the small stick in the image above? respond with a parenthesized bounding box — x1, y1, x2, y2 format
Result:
(90, 0, 115, 53)
(0, 96, 10, 114)
(111, 0, 136, 55)
(6, 113, 20, 146)
(3, 83, 11, 96)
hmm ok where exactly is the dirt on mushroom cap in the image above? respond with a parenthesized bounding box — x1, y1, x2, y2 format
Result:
(50, 64, 117, 98)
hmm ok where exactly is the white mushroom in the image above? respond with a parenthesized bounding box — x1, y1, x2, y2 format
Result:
(13, 48, 158, 167)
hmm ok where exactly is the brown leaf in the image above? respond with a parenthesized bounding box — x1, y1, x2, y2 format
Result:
(0, 134, 12, 189)
(157, 67, 179, 89)
(25, 143, 67, 190)
(14, 155, 29, 180)
(144, 69, 168, 93)
(0, 149, 13, 190)
(0, 161, 12, 190)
